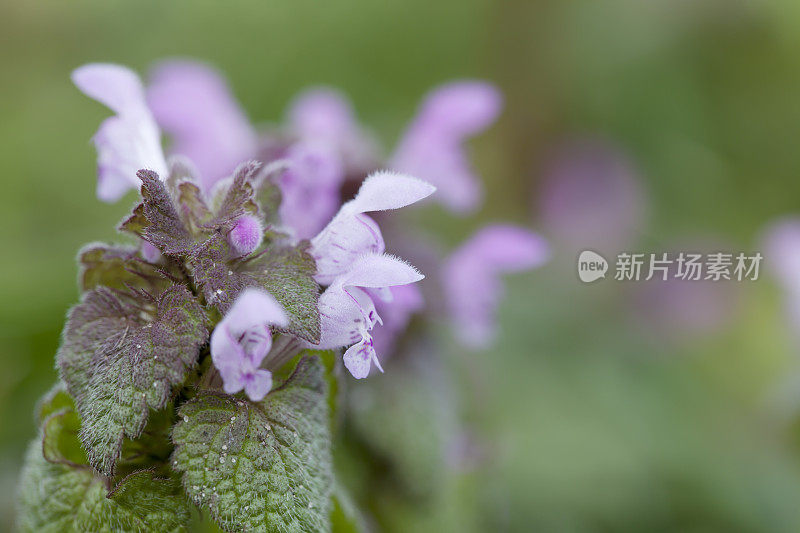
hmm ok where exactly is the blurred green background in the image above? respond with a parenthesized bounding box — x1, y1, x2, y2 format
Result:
(4, 0, 800, 530)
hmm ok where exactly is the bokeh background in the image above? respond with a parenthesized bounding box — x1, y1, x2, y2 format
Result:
(4, 0, 800, 530)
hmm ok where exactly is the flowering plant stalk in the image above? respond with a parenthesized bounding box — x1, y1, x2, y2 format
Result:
(16, 61, 546, 532)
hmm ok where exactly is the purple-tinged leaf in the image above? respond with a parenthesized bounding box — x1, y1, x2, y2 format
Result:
(188, 234, 321, 343)
(137, 169, 194, 255)
(210, 160, 261, 227)
(77, 243, 175, 293)
(57, 285, 207, 476)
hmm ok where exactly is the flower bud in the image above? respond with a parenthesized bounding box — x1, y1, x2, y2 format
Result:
(141, 241, 163, 263)
(228, 214, 263, 257)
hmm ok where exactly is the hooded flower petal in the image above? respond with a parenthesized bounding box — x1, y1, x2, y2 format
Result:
(243, 369, 275, 402)
(278, 141, 345, 240)
(315, 253, 425, 378)
(443, 225, 549, 349)
(390, 81, 502, 214)
(310, 171, 436, 285)
(72, 63, 167, 202)
(147, 60, 257, 191)
(343, 338, 378, 379)
(210, 288, 289, 401)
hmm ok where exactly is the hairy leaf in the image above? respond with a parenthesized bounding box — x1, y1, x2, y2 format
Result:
(242, 241, 321, 343)
(172, 356, 332, 532)
(177, 180, 213, 229)
(211, 161, 260, 227)
(58, 285, 207, 475)
(17, 440, 190, 532)
(138, 169, 194, 255)
(188, 234, 320, 343)
(119, 202, 148, 238)
(78, 243, 173, 293)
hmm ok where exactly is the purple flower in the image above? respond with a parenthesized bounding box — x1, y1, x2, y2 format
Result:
(763, 219, 800, 294)
(539, 139, 646, 256)
(390, 81, 502, 214)
(310, 171, 436, 285)
(443, 225, 549, 349)
(210, 288, 289, 401)
(147, 60, 257, 191)
(228, 214, 263, 257)
(316, 254, 424, 378)
(287, 88, 377, 173)
(72, 64, 168, 202)
(763, 219, 800, 341)
(277, 141, 345, 240)
(140, 241, 163, 263)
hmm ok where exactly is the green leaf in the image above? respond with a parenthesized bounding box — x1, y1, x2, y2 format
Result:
(172, 356, 333, 532)
(116, 404, 179, 479)
(35, 382, 74, 424)
(77, 243, 173, 293)
(17, 439, 191, 532)
(57, 285, 208, 475)
(107, 470, 192, 528)
(177, 180, 214, 229)
(119, 202, 149, 238)
(331, 482, 366, 533)
(42, 407, 88, 467)
(188, 235, 321, 343)
(242, 242, 321, 343)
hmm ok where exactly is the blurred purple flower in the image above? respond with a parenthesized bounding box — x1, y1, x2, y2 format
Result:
(633, 277, 739, 341)
(763, 219, 800, 340)
(287, 88, 378, 174)
(310, 171, 436, 285)
(391, 81, 502, 214)
(763, 219, 800, 294)
(147, 60, 257, 191)
(278, 141, 345, 240)
(443, 225, 549, 349)
(632, 240, 741, 341)
(210, 288, 288, 401)
(539, 139, 646, 256)
(72, 63, 168, 202)
(315, 254, 424, 378)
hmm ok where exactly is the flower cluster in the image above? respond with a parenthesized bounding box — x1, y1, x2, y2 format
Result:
(17, 58, 552, 533)
(73, 60, 548, 400)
